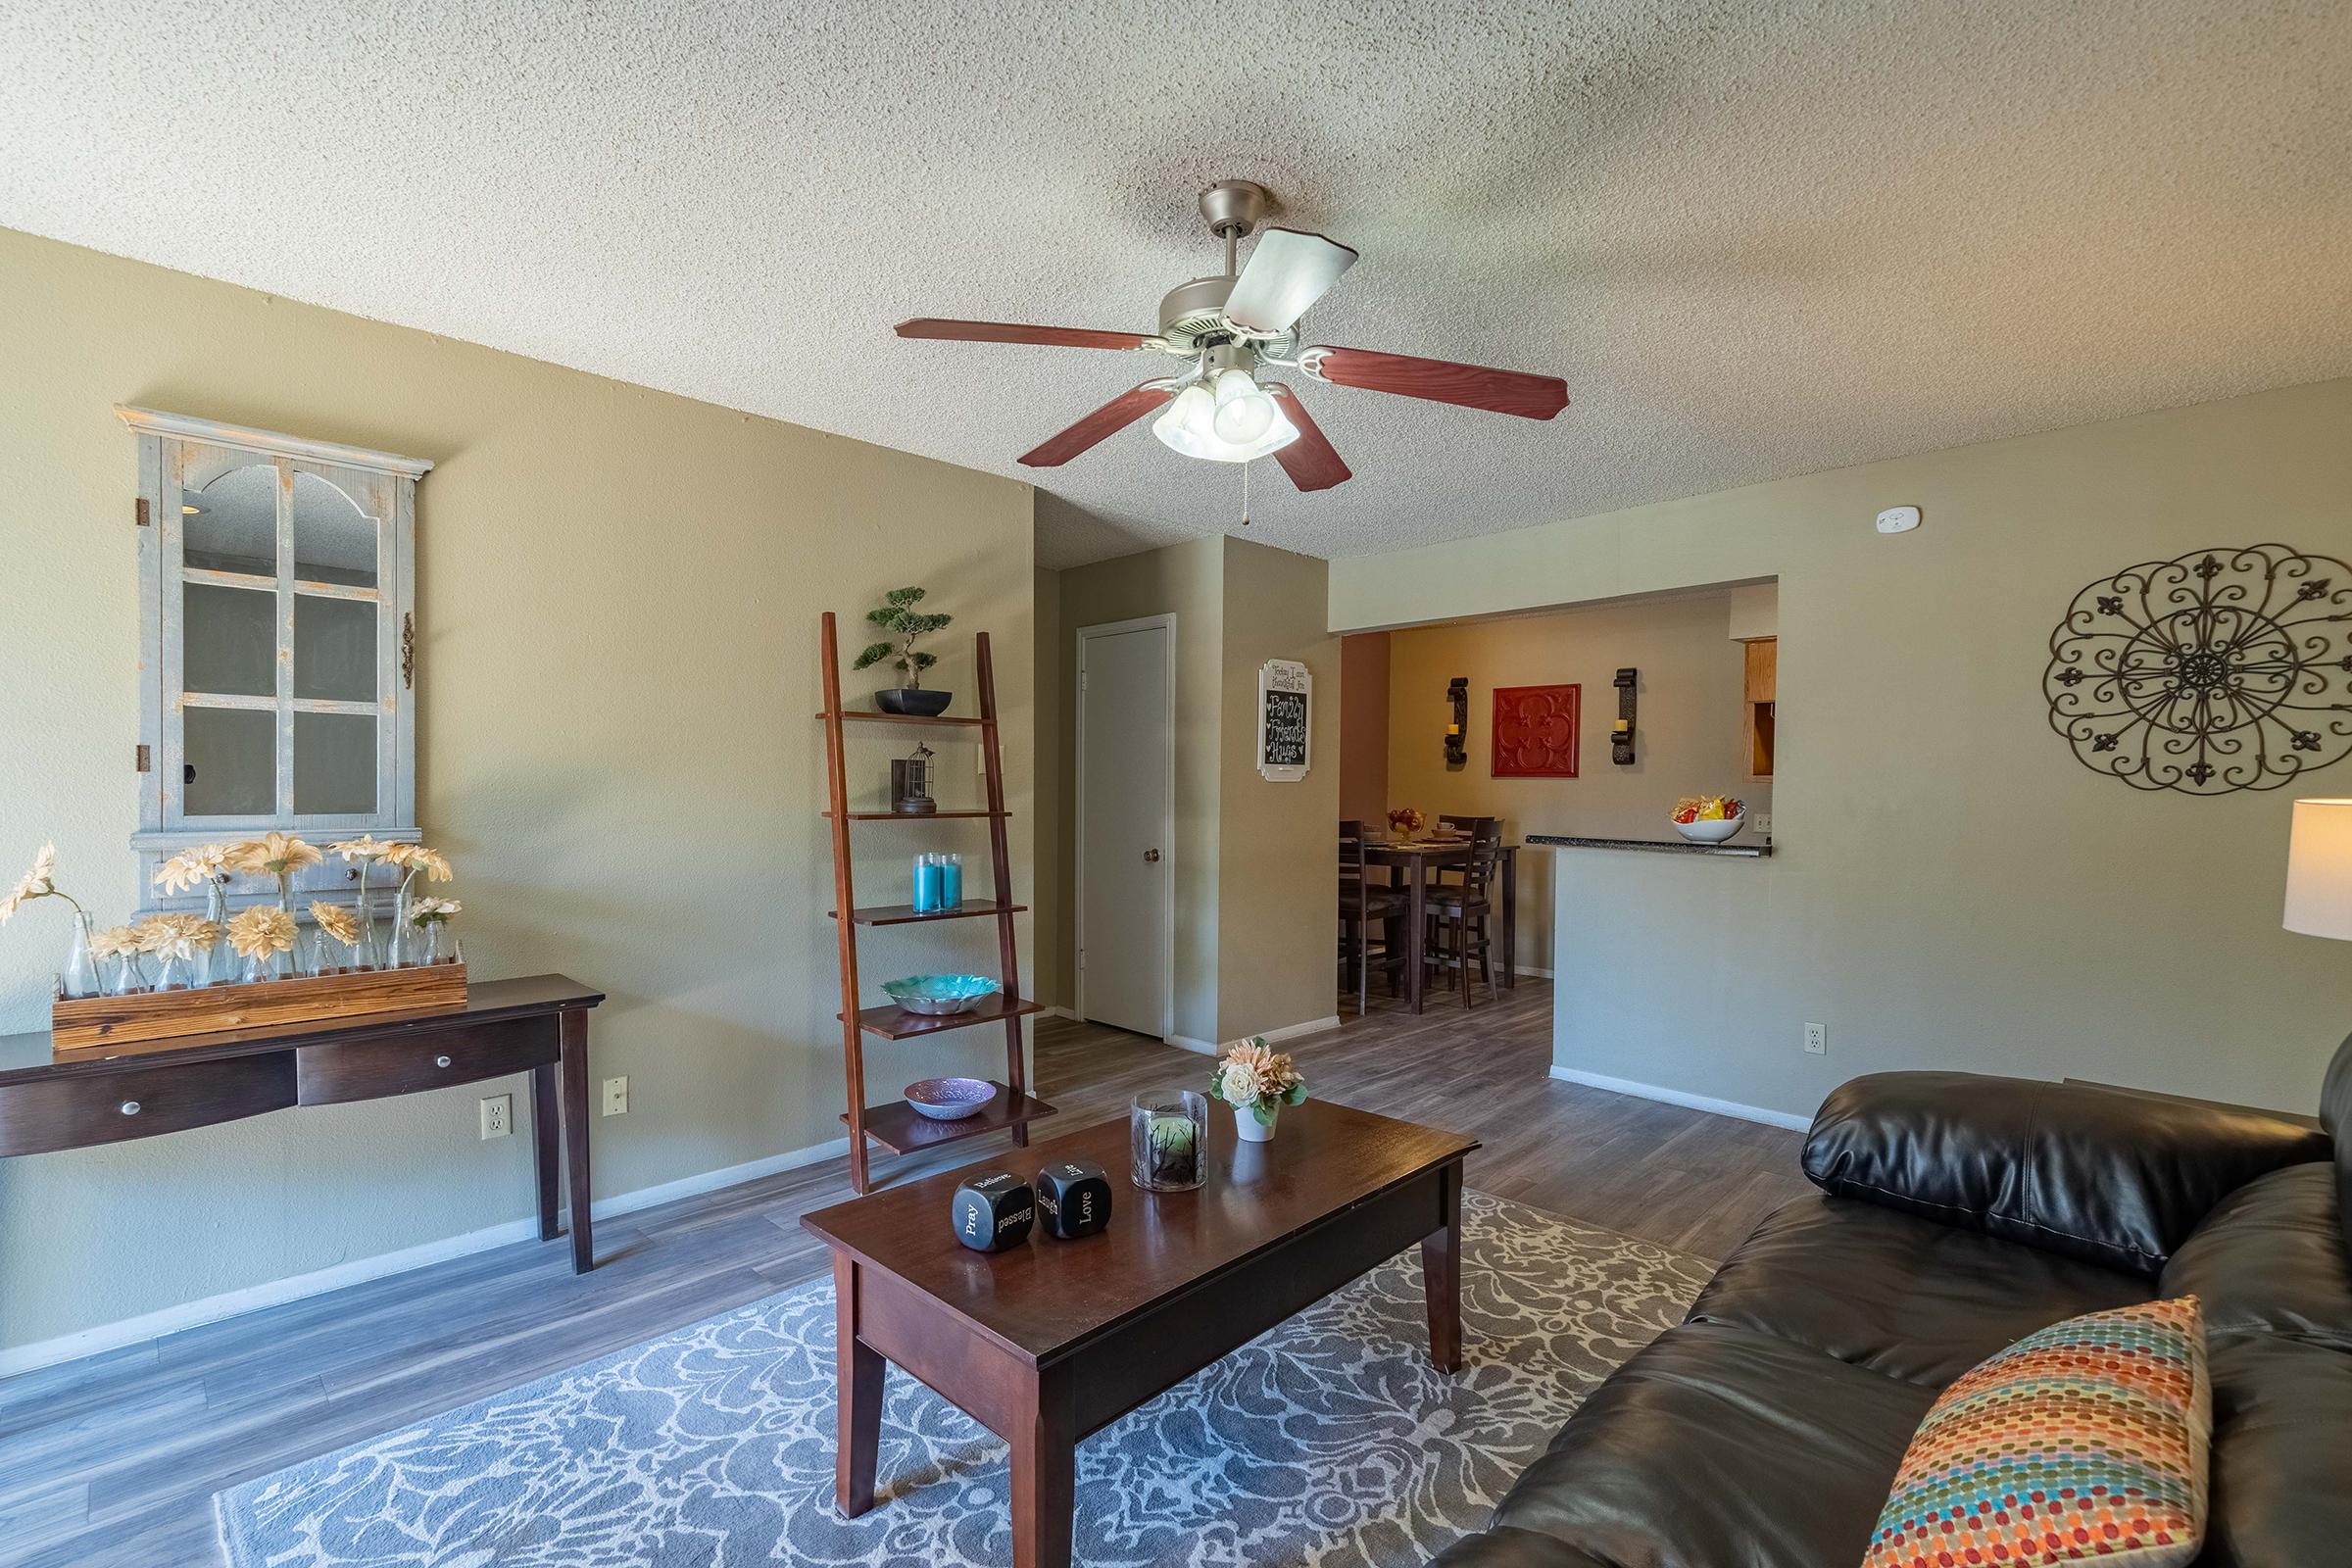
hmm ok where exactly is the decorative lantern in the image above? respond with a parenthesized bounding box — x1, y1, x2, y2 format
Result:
(891, 742, 937, 816)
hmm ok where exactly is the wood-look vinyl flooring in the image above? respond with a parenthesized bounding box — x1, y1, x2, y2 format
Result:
(0, 979, 1809, 1567)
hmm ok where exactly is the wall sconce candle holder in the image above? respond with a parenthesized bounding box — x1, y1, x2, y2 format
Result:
(1445, 677, 1467, 768)
(1612, 667, 1638, 765)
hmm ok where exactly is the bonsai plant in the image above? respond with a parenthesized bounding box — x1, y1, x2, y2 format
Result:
(854, 586, 956, 715)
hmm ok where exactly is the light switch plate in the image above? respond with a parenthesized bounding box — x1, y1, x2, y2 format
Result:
(602, 1076, 629, 1116)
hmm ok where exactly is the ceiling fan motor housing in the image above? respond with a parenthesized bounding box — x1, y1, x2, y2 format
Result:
(1198, 178, 1270, 239)
(1158, 274, 1297, 360)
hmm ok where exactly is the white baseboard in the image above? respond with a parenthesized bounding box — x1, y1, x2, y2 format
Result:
(0, 1131, 858, 1381)
(1260, 1015, 1343, 1046)
(1043, 1005, 1081, 1021)
(1545, 1064, 1812, 1133)
(1169, 1014, 1342, 1057)
(1513, 963, 1554, 979)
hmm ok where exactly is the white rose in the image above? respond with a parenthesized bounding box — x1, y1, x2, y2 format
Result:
(1218, 1063, 1257, 1105)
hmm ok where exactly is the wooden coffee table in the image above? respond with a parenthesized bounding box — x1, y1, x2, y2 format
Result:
(802, 1099, 1479, 1568)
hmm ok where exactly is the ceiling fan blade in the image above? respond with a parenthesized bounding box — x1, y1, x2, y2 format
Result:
(1017, 382, 1177, 467)
(897, 318, 1157, 351)
(1261, 384, 1350, 492)
(1300, 345, 1569, 420)
(1221, 228, 1359, 334)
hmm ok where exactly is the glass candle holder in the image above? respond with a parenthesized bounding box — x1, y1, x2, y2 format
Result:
(1130, 1090, 1208, 1192)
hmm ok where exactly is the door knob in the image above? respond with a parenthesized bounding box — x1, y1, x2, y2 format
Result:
(1144, 849, 1161, 862)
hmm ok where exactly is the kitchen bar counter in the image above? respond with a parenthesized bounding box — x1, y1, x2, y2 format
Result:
(1526, 834, 1772, 858)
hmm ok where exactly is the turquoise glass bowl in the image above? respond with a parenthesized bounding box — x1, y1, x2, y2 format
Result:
(881, 974, 1001, 1015)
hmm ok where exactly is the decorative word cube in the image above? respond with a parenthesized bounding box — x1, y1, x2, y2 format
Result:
(951, 1171, 1035, 1252)
(1035, 1158, 1112, 1240)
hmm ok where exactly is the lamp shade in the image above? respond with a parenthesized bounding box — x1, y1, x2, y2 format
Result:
(2283, 798, 2352, 940)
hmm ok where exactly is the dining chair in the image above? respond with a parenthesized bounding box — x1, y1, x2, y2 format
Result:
(1339, 820, 1403, 1016)
(1422, 817, 1501, 1009)
(1432, 815, 1497, 892)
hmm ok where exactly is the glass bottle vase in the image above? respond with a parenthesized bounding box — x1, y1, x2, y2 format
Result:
(386, 889, 416, 968)
(202, 881, 235, 986)
(354, 875, 385, 970)
(60, 912, 101, 999)
(101, 950, 143, 997)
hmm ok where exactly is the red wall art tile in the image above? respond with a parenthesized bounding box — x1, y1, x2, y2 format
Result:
(1492, 684, 1581, 777)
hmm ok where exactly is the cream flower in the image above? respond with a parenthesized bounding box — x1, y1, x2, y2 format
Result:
(154, 843, 232, 894)
(385, 844, 454, 883)
(2, 843, 79, 923)
(310, 901, 362, 948)
(1211, 1039, 1304, 1109)
(137, 914, 217, 963)
(407, 897, 462, 925)
(329, 835, 395, 863)
(88, 924, 142, 959)
(228, 832, 323, 879)
(226, 906, 297, 959)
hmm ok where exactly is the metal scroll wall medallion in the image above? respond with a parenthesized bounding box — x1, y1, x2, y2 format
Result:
(2043, 544, 2352, 794)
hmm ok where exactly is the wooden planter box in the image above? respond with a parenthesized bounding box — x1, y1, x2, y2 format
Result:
(51, 960, 467, 1054)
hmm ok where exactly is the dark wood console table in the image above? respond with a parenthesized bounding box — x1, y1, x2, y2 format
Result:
(0, 974, 606, 1272)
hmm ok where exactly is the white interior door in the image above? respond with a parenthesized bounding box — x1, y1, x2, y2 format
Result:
(1078, 617, 1173, 1037)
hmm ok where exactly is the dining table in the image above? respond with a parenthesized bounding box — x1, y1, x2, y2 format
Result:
(1359, 837, 1521, 1013)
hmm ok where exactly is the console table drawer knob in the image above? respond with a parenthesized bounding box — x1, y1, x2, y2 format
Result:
(435, 1055, 452, 1068)
(120, 1100, 141, 1116)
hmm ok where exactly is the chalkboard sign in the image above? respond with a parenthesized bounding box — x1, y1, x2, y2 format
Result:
(1257, 660, 1311, 782)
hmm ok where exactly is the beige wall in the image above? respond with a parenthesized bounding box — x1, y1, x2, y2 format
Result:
(0, 227, 1037, 1358)
(1332, 376, 2352, 1119)
(1033, 564, 1064, 1010)
(1338, 633, 1390, 824)
(1216, 539, 1340, 1043)
(1052, 535, 1338, 1047)
(1385, 591, 1773, 974)
(1052, 536, 1225, 1042)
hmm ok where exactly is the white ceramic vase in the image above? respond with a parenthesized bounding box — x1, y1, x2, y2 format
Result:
(1233, 1102, 1277, 1143)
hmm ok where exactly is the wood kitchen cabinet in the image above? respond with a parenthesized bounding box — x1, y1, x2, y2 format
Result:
(1743, 637, 1776, 778)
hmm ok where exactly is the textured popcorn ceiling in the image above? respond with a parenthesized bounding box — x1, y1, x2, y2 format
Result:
(3, 2, 2348, 567)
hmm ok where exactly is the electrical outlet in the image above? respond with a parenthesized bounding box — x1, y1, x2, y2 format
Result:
(479, 1093, 512, 1139)
(1754, 811, 1773, 839)
(1803, 1022, 1828, 1055)
(602, 1076, 629, 1116)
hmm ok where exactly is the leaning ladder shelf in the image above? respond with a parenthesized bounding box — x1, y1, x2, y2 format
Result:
(819, 612, 1054, 1194)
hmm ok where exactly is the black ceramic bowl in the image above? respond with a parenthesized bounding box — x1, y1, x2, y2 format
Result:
(875, 688, 954, 716)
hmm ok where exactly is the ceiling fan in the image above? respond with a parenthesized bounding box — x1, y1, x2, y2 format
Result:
(895, 180, 1570, 495)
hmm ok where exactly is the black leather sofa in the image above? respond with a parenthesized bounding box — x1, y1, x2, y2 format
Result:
(1432, 1038, 2352, 1568)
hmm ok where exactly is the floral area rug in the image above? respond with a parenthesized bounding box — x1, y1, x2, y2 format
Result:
(217, 1192, 1711, 1566)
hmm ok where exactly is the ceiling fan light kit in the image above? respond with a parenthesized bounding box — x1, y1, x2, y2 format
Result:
(895, 178, 1570, 494)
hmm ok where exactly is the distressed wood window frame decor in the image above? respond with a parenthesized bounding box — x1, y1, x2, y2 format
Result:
(118, 407, 431, 915)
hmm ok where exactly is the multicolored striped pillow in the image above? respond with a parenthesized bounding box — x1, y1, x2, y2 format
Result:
(1860, 1296, 2211, 1568)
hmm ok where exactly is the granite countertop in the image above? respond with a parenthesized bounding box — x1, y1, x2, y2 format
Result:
(1525, 834, 1772, 858)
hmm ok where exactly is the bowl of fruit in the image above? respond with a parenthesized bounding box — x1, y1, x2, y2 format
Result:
(1670, 795, 1746, 844)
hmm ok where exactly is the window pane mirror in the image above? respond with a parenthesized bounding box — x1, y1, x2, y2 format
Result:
(120, 408, 430, 913)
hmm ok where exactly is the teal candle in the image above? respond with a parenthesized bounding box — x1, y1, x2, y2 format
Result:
(913, 854, 942, 912)
(941, 855, 962, 908)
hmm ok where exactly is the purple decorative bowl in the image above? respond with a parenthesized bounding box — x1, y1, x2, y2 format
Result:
(905, 1076, 997, 1121)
